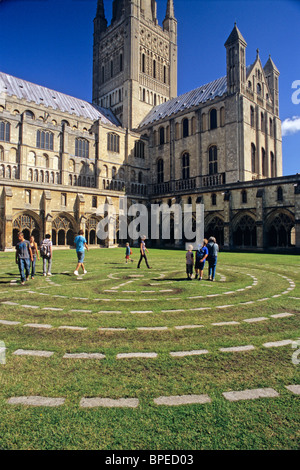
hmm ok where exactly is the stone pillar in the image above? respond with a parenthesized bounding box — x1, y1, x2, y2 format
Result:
(42, 191, 52, 237)
(256, 189, 264, 250)
(294, 183, 300, 251)
(223, 191, 231, 248)
(2, 186, 13, 250)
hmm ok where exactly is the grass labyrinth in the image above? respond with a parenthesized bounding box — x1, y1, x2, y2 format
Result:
(0, 248, 299, 450)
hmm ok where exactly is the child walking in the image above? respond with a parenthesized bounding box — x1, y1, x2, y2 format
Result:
(125, 242, 133, 264)
(186, 244, 194, 280)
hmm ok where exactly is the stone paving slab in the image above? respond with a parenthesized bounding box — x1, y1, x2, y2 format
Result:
(63, 352, 105, 360)
(0, 319, 21, 325)
(212, 321, 240, 326)
(263, 339, 293, 348)
(285, 385, 300, 395)
(80, 397, 139, 408)
(98, 310, 122, 314)
(137, 327, 168, 331)
(219, 345, 255, 353)
(174, 324, 204, 330)
(170, 349, 209, 357)
(7, 396, 65, 407)
(116, 352, 157, 359)
(13, 349, 54, 357)
(24, 323, 52, 329)
(271, 313, 294, 318)
(130, 310, 153, 314)
(58, 326, 88, 331)
(222, 388, 279, 402)
(99, 327, 127, 331)
(43, 307, 63, 311)
(243, 317, 268, 323)
(154, 394, 211, 406)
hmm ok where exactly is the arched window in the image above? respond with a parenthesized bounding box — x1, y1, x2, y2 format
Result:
(182, 118, 189, 138)
(0, 146, 4, 161)
(107, 133, 120, 153)
(261, 112, 265, 132)
(210, 109, 217, 130)
(209, 146, 218, 175)
(25, 110, 35, 120)
(242, 190, 247, 203)
(138, 172, 143, 184)
(182, 152, 190, 180)
(153, 59, 156, 79)
(250, 106, 255, 127)
(262, 147, 267, 177)
(277, 186, 283, 202)
(134, 140, 145, 159)
(142, 54, 145, 73)
(75, 138, 89, 158)
(251, 143, 256, 173)
(233, 215, 257, 247)
(159, 127, 165, 145)
(211, 193, 217, 206)
(157, 159, 164, 184)
(37, 130, 54, 150)
(220, 107, 225, 127)
(269, 118, 273, 137)
(257, 83, 261, 95)
(120, 53, 123, 72)
(0, 121, 10, 142)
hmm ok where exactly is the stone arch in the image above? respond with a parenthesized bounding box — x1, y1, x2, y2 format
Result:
(265, 209, 295, 248)
(204, 214, 224, 246)
(232, 212, 257, 247)
(12, 211, 42, 246)
(52, 212, 77, 247)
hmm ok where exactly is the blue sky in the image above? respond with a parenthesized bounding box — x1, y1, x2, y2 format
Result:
(0, 0, 299, 175)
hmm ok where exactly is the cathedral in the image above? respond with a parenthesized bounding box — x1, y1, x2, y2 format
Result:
(0, 0, 299, 251)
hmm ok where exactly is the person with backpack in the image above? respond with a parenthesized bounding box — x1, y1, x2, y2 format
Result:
(206, 236, 219, 281)
(40, 234, 53, 276)
(195, 239, 208, 281)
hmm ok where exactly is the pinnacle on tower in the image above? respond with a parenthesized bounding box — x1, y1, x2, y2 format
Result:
(165, 0, 175, 19)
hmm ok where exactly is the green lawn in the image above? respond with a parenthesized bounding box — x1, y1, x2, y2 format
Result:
(0, 248, 299, 450)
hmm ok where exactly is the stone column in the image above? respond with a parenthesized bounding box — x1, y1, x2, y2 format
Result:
(3, 186, 13, 250)
(256, 189, 264, 250)
(223, 191, 231, 248)
(294, 183, 300, 250)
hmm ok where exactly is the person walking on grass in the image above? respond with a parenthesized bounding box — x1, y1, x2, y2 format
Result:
(137, 236, 151, 269)
(195, 239, 208, 281)
(74, 229, 89, 276)
(186, 244, 194, 280)
(207, 236, 219, 281)
(40, 233, 53, 276)
(15, 232, 33, 285)
(125, 242, 133, 264)
(29, 235, 40, 279)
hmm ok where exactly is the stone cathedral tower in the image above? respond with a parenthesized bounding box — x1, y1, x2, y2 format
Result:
(92, 0, 177, 130)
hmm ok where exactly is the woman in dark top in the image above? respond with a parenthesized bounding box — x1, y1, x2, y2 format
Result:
(30, 235, 40, 279)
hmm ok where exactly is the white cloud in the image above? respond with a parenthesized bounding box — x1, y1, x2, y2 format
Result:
(282, 116, 300, 136)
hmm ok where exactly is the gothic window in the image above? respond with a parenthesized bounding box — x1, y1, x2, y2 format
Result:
(134, 140, 145, 159)
(0, 146, 4, 161)
(269, 118, 273, 137)
(251, 143, 256, 173)
(138, 172, 143, 184)
(92, 196, 97, 208)
(163, 66, 167, 84)
(182, 152, 190, 180)
(159, 127, 165, 145)
(0, 121, 10, 142)
(233, 215, 257, 247)
(157, 159, 164, 184)
(267, 212, 294, 247)
(250, 106, 255, 127)
(242, 190, 247, 203)
(37, 130, 54, 150)
(153, 59, 156, 79)
(182, 118, 189, 138)
(210, 109, 217, 130)
(277, 186, 283, 202)
(107, 133, 120, 153)
(257, 83, 261, 95)
(120, 53, 123, 72)
(25, 110, 34, 119)
(112, 166, 117, 179)
(262, 147, 267, 177)
(211, 194, 217, 206)
(142, 54, 145, 73)
(75, 138, 89, 158)
(261, 112, 265, 132)
(61, 193, 67, 206)
(209, 146, 218, 175)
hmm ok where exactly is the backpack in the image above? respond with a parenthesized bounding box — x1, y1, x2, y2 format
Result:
(40, 242, 49, 258)
(196, 249, 203, 262)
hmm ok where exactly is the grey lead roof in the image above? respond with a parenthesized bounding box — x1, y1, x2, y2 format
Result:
(0, 71, 120, 126)
(138, 76, 227, 128)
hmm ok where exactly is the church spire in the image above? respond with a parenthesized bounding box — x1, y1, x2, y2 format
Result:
(94, 0, 107, 33)
(96, 0, 105, 18)
(165, 0, 175, 19)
